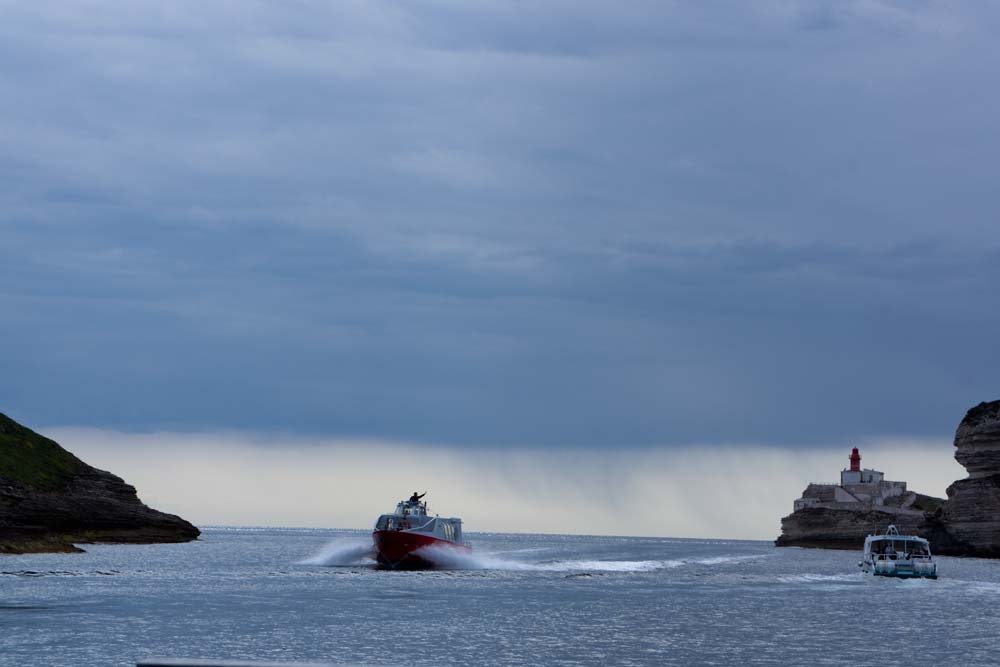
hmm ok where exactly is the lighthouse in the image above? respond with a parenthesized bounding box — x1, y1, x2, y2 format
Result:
(849, 447, 861, 472)
(840, 447, 885, 485)
(793, 447, 907, 511)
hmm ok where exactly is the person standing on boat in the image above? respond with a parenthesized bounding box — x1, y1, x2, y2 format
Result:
(409, 491, 426, 502)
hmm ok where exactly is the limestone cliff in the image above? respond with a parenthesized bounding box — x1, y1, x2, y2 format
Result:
(928, 400, 1000, 558)
(775, 495, 941, 551)
(0, 412, 199, 554)
(775, 507, 930, 550)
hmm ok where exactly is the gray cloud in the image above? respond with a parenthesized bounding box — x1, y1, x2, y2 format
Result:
(1, 1, 998, 446)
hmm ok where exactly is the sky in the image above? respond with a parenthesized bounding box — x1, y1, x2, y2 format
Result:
(45, 428, 966, 539)
(1, 2, 998, 535)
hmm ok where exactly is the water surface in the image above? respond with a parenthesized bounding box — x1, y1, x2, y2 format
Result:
(2, 527, 998, 666)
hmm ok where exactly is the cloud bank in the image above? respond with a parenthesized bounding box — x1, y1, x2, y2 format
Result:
(47, 427, 965, 539)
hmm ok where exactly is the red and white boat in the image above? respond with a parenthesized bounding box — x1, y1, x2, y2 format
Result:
(372, 495, 469, 569)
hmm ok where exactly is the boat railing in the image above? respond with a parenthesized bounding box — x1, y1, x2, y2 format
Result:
(872, 553, 899, 562)
(871, 552, 930, 563)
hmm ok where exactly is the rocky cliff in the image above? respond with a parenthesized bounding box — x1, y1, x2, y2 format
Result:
(776, 399, 1000, 558)
(775, 495, 941, 550)
(927, 400, 1000, 558)
(0, 412, 199, 554)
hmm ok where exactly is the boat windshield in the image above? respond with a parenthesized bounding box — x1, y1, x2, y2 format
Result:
(870, 537, 930, 558)
(394, 500, 428, 517)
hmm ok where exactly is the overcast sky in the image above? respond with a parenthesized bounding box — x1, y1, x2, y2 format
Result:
(2, 1, 998, 450)
(47, 428, 967, 537)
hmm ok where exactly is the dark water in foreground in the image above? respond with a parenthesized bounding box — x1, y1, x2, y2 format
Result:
(2, 527, 1000, 666)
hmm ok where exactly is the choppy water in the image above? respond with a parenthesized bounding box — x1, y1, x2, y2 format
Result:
(2, 527, 1000, 666)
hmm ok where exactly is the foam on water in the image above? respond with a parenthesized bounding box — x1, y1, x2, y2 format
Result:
(777, 573, 860, 584)
(688, 555, 761, 566)
(297, 539, 375, 566)
(415, 545, 755, 572)
(296, 536, 763, 572)
(543, 559, 682, 572)
(415, 545, 540, 570)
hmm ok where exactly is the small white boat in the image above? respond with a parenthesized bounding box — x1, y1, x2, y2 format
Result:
(860, 525, 937, 579)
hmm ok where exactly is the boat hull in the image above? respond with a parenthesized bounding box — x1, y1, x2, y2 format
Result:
(373, 530, 470, 569)
(863, 559, 938, 579)
(873, 571, 938, 580)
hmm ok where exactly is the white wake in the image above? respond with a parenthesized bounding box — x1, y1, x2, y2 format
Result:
(298, 539, 375, 566)
(415, 545, 752, 572)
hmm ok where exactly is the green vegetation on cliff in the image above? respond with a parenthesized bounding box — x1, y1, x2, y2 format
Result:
(0, 412, 83, 491)
(909, 493, 945, 513)
(1, 411, 200, 554)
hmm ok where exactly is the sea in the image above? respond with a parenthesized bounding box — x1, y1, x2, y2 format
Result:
(2, 527, 1000, 666)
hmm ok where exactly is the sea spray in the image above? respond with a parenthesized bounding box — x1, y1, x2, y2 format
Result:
(416, 544, 539, 571)
(298, 539, 375, 566)
(416, 544, 702, 572)
(299, 537, 764, 572)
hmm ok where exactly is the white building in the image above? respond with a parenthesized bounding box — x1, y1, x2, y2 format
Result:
(840, 468, 884, 485)
(792, 447, 909, 512)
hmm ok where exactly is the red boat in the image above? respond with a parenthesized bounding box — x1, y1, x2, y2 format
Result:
(372, 495, 469, 569)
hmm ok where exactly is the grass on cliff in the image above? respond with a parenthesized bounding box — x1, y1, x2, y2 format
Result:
(0, 412, 83, 491)
(910, 493, 945, 513)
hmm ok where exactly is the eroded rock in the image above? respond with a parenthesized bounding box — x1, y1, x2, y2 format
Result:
(1, 413, 199, 554)
(929, 400, 1000, 557)
(954, 400, 1000, 478)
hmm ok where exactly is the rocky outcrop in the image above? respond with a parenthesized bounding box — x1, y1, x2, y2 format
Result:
(0, 412, 199, 554)
(775, 495, 940, 551)
(776, 399, 1000, 558)
(928, 400, 1000, 557)
(952, 401, 1000, 478)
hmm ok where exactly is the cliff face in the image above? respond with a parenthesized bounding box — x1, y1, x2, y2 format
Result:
(775, 506, 929, 550)
(0, 413, 199, 554)
(929, 401, 1000, 558)
(952, 401, 1000, 478)
(775, 493, 940, 551)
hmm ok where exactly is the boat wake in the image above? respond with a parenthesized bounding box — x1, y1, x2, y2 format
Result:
(298, 535, 763, 573)
(690, 555, 760, 566)
(416, 546, 758, 572)
(298, 539, 375, 566)
(777, 573, 859, 584)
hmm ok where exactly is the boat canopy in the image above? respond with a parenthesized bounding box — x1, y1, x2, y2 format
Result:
(865, 526, 931, 558)
(861, 524, 937, 578)
(867, 535, 928, 545)
(867, 536, 930, 555)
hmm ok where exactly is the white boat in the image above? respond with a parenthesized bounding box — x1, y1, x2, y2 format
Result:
(860, 525, 937, 579)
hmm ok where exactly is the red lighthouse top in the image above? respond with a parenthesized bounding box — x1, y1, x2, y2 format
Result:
(849, 447, 861, 472)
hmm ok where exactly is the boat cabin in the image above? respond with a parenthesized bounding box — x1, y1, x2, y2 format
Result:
(865, 536, 931, 559)
(395, 500, 428, 517)
(861, 525, 937, 578)
(373, 499, 464, 544)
